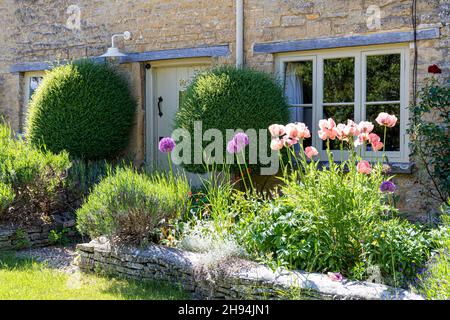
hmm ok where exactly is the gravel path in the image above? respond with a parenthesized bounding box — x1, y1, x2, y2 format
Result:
(15, 245, 80, 274)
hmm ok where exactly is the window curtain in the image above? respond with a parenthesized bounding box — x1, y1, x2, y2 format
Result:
(285, 63, 304, 122)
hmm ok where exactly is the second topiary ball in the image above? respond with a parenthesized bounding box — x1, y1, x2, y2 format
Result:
(174, 66, 290, 173)
(26, 60, 136, 160)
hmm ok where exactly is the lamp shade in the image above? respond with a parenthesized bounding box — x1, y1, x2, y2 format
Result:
(99, 47, 127, 58)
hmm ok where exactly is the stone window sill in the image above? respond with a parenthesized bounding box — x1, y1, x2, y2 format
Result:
(314, 161, 414, 174)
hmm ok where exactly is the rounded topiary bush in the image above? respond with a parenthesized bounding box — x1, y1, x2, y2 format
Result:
(174, 66, 290, 173)
(26, 60, 136, 160)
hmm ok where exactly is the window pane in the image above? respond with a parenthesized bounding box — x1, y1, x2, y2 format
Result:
(29, 77, 43, 100)
(366, 54, 400, 102)
(323, 105, 354, 150)
(366, 104, 400, 152)
(285, 61, 313, 105)
(324, 57, 354, 103)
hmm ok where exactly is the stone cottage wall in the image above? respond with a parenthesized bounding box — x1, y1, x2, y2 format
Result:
(76, 238, 423, 300)
(0, 0, 448, 215)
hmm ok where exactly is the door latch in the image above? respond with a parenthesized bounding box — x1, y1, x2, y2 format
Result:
(157, 96, 163, 118)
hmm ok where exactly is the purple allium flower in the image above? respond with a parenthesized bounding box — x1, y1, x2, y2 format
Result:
(227, 139, 242, 154)
(327, 272, 344, 282)
(233, 132, 249, 148)
(159, 137, 175, 153)
(380, 181, 396, 193)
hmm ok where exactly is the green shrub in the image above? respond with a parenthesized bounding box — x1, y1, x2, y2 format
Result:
(64, 159, 112, 210)
(418, 201, 450, 299)
(363, 219, 430, 282)
(409, 77, 449, 202)
(418, 241, 450, 300)
(48, 228, 71, 246)
(240, 201, 430, 284)
(0, 182, 14, 212)
(76, 167, 191, 244)
(174, 66, 290, 173)
(26, 60, 136, 160)
(0, 122, 71, 223)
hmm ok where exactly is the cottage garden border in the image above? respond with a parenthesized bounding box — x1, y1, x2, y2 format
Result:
(74, 111, 427, 300)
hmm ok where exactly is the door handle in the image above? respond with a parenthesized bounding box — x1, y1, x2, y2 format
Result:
(157, 96, 163, 118)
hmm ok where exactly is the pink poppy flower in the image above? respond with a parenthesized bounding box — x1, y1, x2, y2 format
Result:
(283, 136, 299, 147)
(343, 120, 360, 137)
(285, 123, 299, 139)
(295, 122, 311, 139)
(357, 161, 372, 174)
(268, 124, 286, 137)
(358, 121, 374, 134)
(336, 123, 348, 141)
(318, 118, 338, 140)
(372, 140, 384, 152)
(305, 146, 319, 159)
(319, 118, 336, 131)
(357, 132, 370, 143)
(368, 133, 381, 144)
(270, 138, 284, 151)
(375, 112, 398, 128)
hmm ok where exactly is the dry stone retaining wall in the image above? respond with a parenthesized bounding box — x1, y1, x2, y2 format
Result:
(76, 238, 423, 300)
(0, 212, 77, 251)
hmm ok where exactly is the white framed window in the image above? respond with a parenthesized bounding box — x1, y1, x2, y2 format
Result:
(21, 71, 45, 131)
(276, 44, 410, 163)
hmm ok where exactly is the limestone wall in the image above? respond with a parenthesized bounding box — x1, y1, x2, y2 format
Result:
(76, 238, 423, 300)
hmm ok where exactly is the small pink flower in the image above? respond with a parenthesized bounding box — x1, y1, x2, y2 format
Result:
(375, 112, 398, 128)
(305, 146, 319, 159)
(372, 140, 384, 152)
(268, 124, 286, 137)
(328, 272, 344, 282)
(357, 160, 372, 174)
(358, 121, 374, 134)
(270, 138, 284, 151)
(318, 118, 338, 140)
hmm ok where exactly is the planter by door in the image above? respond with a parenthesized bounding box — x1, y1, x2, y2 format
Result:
(145, 59, 210, 185)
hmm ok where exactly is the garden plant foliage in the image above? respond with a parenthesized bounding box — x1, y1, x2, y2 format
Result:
(0, 122, 70, 224)
(76, 167, 190, 244)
